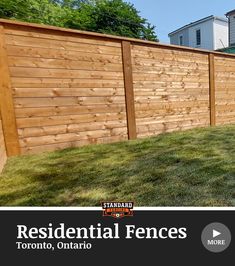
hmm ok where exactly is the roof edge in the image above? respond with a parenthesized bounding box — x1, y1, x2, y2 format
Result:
(168, 15, 227, 36)
(226, 9, 235, 16)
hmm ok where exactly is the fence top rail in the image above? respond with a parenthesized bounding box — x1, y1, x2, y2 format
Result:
(0, 18, 234, 58)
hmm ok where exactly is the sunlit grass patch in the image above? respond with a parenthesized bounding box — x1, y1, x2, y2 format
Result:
(0, 125, 234, 206)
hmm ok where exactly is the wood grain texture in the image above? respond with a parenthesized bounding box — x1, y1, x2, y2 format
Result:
(209, 54, 216, 126)
(20, 135, 128, 155)
(0, 25, 20, 156)
(122, 41, 137, 139)
(4, 25, 127, 153)
(0, 19, 235, 155)
(4, 24, 121, 47)
(132, 44, 210, 137)
(0, 110, 7, 172)
(214, 55, 235, 125)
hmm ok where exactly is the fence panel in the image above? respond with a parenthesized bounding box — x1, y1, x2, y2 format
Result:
(4, 24, 128, 154)
(214, 55, 235, 125)
(131, 44, 210, 138)
(0, 19, 234, 158)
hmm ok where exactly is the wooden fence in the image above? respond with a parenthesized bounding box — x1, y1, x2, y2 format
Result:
(0, 110, 7, 171)
(0, 18, 235, 172)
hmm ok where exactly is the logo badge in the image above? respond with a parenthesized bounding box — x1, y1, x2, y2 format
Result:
(102, 202, 134, 219)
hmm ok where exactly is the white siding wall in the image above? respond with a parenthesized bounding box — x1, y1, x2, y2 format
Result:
(169, 29, 189, 46)
(188, 20, 214, 50)
(229, 14, 235, 45)
(169, 17, 228, 51)
(214, 20, 228, 49)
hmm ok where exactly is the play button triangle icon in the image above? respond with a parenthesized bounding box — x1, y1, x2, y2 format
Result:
(213, 229, 221, 238)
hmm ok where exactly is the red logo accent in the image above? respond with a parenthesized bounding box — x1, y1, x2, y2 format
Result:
(102, 202, 134, 219)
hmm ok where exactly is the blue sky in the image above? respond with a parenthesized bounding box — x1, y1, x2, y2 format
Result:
(129, 0, 235, 43)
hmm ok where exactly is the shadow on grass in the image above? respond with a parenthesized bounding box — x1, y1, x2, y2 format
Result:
(0, 125, 234, 206)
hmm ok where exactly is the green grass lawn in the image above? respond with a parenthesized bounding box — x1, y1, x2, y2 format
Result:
(0, 125, 235, 206)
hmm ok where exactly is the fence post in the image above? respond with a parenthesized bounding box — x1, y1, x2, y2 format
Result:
(121, 41, 137, 140)
(0, 25, 20, 156)
(208, 53, 216, 126)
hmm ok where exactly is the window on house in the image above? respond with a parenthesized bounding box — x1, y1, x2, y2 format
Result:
(179, 35, 183, 46)
(196, 29, 201, 46)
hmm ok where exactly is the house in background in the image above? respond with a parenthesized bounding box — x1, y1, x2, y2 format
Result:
(168, 15, 228, 50)
(226, 9, 235, 46)
(218, 10, 235, 54)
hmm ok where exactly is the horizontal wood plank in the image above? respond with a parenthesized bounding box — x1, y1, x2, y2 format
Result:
(20, 135, 128, 154)
(11, 78, 124, 88)
(5, 34, 122, 55)
(4, 25, 122, 47)
(14, 96, 125, 108)
(17, 112, 127, 128)
(13, 87, 125, 98)
(10, 67, 124, 79)
(15, 104, 126, 118)
(7, 45, 123, 63)
(18, 120, 127, 138)
(8, 56, 123, 72)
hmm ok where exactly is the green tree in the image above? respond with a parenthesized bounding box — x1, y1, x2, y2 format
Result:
(0, 0, 70, 26)
(51, 0, 85, 8)
(67, 0, 158, 41)
(0, 0, 158, 41)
